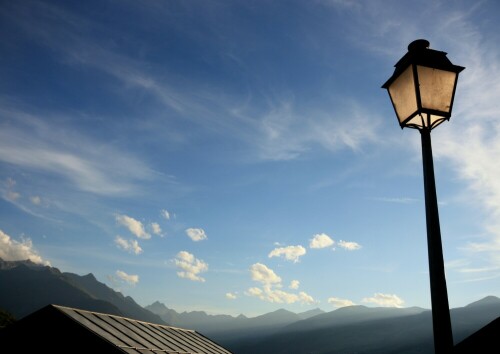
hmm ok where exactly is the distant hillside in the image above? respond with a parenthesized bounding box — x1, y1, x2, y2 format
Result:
(3, 258, 500, 354)
(146, 301, 325, 343)
(229, 296, 500, 354)
(64, 272, 163, 324)
(0, 258, 164, 324)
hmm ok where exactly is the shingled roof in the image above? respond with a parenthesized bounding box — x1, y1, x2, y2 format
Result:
(1, 304, 232, 354)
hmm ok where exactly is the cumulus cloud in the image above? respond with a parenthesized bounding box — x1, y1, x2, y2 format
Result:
(114, 236, 142, 255)
(226, 292, 237, 300)
(0, 229, 49, 265)
(185, 228, 207, 242)
(309, 233, 335, 249)
(289, 280, 300, 290)
(150, 222, 163, 236)
(362, 293, 404, 308)
(161, 209, 171, 220)
(116, 270, 139, 285)
(328, 297, 356, 308)
(338, 240, 362, 250)
(247, 263, 316, 304)
(250, 263, 282, 285)
(116, 214, 150, 239)
(173, 251, 208, 282)
(268, 245, 306, 263)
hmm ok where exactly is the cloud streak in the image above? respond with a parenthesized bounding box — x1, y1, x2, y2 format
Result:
(0, 106, 155, 197)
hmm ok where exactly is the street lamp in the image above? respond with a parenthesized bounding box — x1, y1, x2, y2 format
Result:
(382, 39, 464, 354)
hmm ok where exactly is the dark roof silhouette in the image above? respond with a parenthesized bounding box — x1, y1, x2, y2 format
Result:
(454, 316, 500, 354)
(0, 304, 232, 353)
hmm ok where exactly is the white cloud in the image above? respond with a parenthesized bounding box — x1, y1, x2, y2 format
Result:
(0, 229, 49, 265)
(116, 214, 150, 239)
(309, 233, 335, 249)
(173, 251, 208, 282)
(161, 209, 171, 220)
(247, 264, 316, 304)
(185, 228, 207, 242)
(116, 270, 139, 285)
(328, 297, 356, 308)
(150, 222, 162, 236)
(268, 245, 306, 263)
(362, 293, 404, 308)
(250, 263, 282, 285)
(114, 236, 142, 255)
(226, 292, 237, 300)
(289, 280, 300, 290)
(338, 240, 362, 251)
(30, 196, 42, 205)
(246, 285, 316, 305)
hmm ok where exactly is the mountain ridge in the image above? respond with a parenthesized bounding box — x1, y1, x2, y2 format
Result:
(2, 258, 500, 354)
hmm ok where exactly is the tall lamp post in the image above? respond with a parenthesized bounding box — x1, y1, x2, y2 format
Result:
(382, 39, 464, 354)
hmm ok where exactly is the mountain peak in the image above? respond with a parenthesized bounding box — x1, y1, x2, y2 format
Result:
(82, 273, 97, 280)
(466, 296, 500, 308)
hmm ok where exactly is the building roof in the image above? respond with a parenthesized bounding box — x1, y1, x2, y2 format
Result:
(454, 316, 500, 354)
(1, 304, 232, 354)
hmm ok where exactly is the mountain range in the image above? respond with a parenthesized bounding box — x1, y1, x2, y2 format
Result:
(1, 258, 500, 353)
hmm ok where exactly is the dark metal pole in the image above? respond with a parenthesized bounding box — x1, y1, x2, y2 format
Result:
(420, 128, 454, 354)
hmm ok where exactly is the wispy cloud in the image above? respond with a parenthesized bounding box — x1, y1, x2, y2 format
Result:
(338, 240, 362, 251)
(0, 106, 155, 197)
(150, 222, 163, 237)
(114, 236, 143, 255)
(370, 197, 419, 204)
(161, 209, 171, 220)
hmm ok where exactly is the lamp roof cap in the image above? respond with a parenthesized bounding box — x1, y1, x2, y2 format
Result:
(408, 39, 430, 52)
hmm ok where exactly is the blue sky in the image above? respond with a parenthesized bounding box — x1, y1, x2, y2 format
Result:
(1, 0, 500, 317)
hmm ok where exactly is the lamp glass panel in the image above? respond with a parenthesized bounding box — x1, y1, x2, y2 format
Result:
(405, 115, 425, 129)
(417, 66, 457, 113)
(429, 114, 446, 128)
(388, 66, 418, 124)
